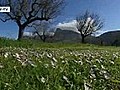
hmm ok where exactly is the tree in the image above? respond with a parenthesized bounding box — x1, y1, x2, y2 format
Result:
(76, 11, 103, 43)
(0, 0, 65, 40)
(31, 21, 54, 42)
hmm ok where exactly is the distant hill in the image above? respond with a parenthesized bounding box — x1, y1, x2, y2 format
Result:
(52, 28, 81, 42)
(98, 31, 120, 46)
(52, 28, 100, 43)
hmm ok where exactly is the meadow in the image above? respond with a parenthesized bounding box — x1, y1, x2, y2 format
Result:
(0, 38, 120, 90)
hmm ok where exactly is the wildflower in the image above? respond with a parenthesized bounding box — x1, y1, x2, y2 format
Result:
(101, 65, 105, 69)
(63, 75, 69, 83)
(84, 80, 92, 90)
(60, 56, 64, 59)
(44, 64, 49, 68)
(90, 73, 96, 79)
(109, 60, 114, 64)
(62, 60, 65, 63)
(51, 61, 56, 68)
(46, 53, 52, 58)
(4, 52, 9, 58)
(15, 53, 20, 59)
(113, 53, 119, 58)
(101, 70, 107, 74)
(52, 57, 57, 62)
(104, 74, 109, 79)
(4, 83, 10, 88)
(22, 61, 27, 66)
(96, 59, 101, 63)
(28, 60, 37, 67)
(41, 77, 45, 83)
(0, 64, 4, 68)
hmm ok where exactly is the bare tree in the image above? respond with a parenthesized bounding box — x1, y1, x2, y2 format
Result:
(0, 0, 65, 40)
(76, 11, 103, 43)
(31, 21, 54, 42)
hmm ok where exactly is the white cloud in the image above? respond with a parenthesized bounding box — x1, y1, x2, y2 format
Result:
(105, 28, 120, 32)
(57, 20, 77, 27)
(95, 29, 120, 36)
(57, 20, 79, 33)
(23, 32, 33, 36)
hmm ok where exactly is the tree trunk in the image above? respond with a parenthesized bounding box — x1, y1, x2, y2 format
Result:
(42, 36, 47, 42)
(17, 27, 24, 40)
(35, 31, 46, 42)
(81, 36, 85, 43)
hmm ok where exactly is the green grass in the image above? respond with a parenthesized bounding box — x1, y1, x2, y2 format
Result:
(0, 38, 119, 50)
(0, 38, 120, 90)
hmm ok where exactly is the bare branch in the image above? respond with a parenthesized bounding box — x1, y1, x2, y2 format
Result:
(76, 11, 104, 43)
(0, 0, 65, 40)
(0, 17, 11, 22)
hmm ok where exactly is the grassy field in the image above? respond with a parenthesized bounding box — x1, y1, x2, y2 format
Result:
(0, 38, 120, 90)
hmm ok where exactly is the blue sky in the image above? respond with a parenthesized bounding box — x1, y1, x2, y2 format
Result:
(59, 0, 120, 30)
(0, 0, 120, 39)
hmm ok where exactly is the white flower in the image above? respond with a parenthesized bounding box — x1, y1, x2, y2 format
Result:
(60, 56, 64, 59)
(102, 70, 107, 74)
(101, 65, 105, 69)
(96, 59, 101, 63)
(4, 52, 9, 58)
(46, 53, 52, 58)
(5, 83, 10, 87)
(62, 60, 65, 63)
(109, 60, 114, 64)
(22, 61, 27, 66)
(0, 64, 4, 68)
(63, 75, 69, 83)
(84, 80, 92, 90)
(28, 61, 37, 67)
(41, 77, 45, 83)
(44, 64, 49, 68)
(52, 57, 57, 62)
(51, 61, 56, 68)
(90, 73, 96, 78)
(15, 53, 20, 59)
(104, 74, 109, 79)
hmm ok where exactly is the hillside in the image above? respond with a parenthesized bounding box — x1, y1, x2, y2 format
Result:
(98, 30, 120, 46)
(52, 28, 81, 42)
(0, 38, 120, 89)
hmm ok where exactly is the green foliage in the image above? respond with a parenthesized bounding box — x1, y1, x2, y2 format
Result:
(0, 38, 120, 89)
